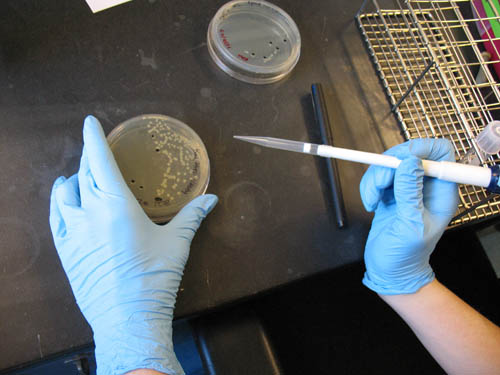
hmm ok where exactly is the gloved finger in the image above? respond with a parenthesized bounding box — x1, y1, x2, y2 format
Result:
(422, 178, 458, 220)
(83, 115, 129, 196)
(359, 142, 412, 211)
(56, 174, 84, 227)
(165, 194, 218, 262)
(78, 147, 97, 206)
(49, 176, 67, 240)
(56, 174, 81, 207)
(406, 138, 458, 218)
(408, 138, 456, 162)
(359, 139, 454, 212)
(359, 165, 395, 211)
(393, 156, 425, 224)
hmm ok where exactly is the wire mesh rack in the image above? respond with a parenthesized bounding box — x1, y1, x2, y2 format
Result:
(356, 0, 500, 227)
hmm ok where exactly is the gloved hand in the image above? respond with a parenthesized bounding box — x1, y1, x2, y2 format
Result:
(359, 138, 458, 295)
(49, 116, 218, 375)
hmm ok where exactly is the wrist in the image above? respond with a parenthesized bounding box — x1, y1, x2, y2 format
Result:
(93, 312, 183, 375)
(378, 278, 439, 302)
(363, 265, 435, 295)
(127, 370, 169, 375)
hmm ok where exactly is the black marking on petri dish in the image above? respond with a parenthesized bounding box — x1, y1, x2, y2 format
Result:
(182, 180, 195, 194)
(192, 161, 199, 174)
(155, 197, 162, 202)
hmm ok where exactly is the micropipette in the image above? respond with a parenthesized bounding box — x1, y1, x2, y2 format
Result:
(234, 135, 500, 193)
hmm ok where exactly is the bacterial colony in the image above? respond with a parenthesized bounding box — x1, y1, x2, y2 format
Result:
(145, 118, 201, 207)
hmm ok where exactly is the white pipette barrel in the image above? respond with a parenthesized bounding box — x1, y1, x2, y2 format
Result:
(317, 145, 493, 188)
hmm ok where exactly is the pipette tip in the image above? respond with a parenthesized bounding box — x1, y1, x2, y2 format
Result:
(234, 135, 261, 143)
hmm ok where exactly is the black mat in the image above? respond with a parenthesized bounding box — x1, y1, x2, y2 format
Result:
(253, 227, 500, 374)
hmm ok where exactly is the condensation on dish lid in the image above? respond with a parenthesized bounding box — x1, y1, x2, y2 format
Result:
(107, 114, 210, 223)
(207, 0, 301, 84)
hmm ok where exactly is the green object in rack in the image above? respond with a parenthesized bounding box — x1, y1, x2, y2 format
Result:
(483, 0, 500, 38)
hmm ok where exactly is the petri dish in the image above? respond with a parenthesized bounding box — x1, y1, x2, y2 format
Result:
(107, 114, 210, 223)
(207, 0, 301, 84)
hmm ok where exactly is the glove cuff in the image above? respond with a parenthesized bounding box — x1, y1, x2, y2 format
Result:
(362, 269, 435, 295)
(93, 313, 184, 375)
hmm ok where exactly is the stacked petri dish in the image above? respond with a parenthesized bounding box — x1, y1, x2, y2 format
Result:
(207, 0, 301, 84)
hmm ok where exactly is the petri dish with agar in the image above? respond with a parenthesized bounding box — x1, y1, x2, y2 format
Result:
(107, 114, 210, 223)
(207, 0, 301, 84)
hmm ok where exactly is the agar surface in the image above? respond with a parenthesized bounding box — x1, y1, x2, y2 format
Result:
(146, 119, 202, 207)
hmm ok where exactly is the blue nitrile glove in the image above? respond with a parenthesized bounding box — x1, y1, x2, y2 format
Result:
(49, 116, 218, 375)
(359, 138, 459, 295)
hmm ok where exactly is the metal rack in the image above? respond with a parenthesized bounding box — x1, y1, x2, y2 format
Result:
(356, 0, 500, 227)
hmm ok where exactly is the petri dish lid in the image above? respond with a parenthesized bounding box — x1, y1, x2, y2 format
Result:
(207, 0, 301, 84)
(107, 114, 210, 223)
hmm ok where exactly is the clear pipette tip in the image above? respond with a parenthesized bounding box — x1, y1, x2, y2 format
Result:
(234, 135, 310, 153)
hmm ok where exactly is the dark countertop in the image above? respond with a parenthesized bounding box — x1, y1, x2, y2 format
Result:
(0, 0, 403, 369)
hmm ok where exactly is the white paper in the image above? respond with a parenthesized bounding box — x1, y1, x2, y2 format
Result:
(85, 0, 132, 13)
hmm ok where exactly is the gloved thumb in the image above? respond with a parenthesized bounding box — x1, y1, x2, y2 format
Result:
(165, 194, 218, 253)
(393, 156, 425, 228)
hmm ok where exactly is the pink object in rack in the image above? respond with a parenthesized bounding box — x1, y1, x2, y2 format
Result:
(472, 0, 500, 79)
